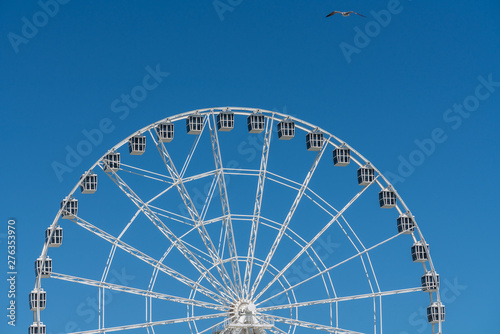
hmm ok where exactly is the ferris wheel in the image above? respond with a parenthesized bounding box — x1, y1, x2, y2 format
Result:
(31, 107, 444, 334)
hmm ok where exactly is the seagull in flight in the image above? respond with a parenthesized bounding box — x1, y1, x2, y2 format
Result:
(326, 11, 366, 18)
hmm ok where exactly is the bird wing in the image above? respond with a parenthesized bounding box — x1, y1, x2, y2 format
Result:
(350, 11, 366, 17)
(326, 11, 341, 17)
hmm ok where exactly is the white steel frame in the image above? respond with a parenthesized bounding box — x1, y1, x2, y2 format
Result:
(34, 107, 443, 334)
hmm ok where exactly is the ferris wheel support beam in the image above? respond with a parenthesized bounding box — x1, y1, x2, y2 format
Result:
(50, 272, 229, 311)
(68, 312, 228, 334)
(150, 128, 239, 299)
(254, 176, 377, 301)
(265, 314, 364, 334)
(257, 232, 401, 306)
(208, 112, 243, 298)
(69, 215, 226, 305)
(102, 165, 236, 301)
(258, 287, 422, 312)
(243, 115, 274, 299)
(250, 136, 330, 300)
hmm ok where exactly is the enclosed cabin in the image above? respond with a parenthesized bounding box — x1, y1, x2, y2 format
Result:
(427, 302, 445, 323)
(129, 134, 146, 155)
(156, 121, 174, 143)
(45, 226, 62, 248)
(379, 188, 397, 208)
(60, 197, 78, 219)
(29, 289, 46, 311)
(217, 111, 234, 132)
(357, 164, 375, 186)
(306, 130, 324, 151)
(103, 152, 120, 172)
(247, 113, 265, 133)
(277, 119, 295, 140)
(29, 322, 46, 334)
(397, 213, 415, 234)
(186, 114, 204, 134)
(421, 271, 440, 292)
(35, 257, 52, 278)
(333, 145, 351, 166)
(411, 241, 429, 263)
(80, 171, 97, 194)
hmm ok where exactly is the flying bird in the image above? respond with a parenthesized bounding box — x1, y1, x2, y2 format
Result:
(326, 11, 366, 18)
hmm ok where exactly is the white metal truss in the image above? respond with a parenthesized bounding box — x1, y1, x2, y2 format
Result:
(68, 313, 227, 334)
(149, 124, 238, 299)
(101, 164, 236, 301)
(258, 287, 423, 312)
(208, 112, 243, 298)
(264, 314, 364, 334)
(253, 175, 378, 302)
(50, 272, 229, 312)
(243, 115, 274, 299)
(249, 136, 330, 300)
(69, 215, 226, 305)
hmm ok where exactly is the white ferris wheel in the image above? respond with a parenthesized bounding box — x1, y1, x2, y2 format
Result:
(32, 107, 444, 334)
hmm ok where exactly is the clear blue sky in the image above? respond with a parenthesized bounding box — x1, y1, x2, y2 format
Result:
(1, 1, 499, 333)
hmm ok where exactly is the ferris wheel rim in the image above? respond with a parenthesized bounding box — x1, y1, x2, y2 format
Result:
(34, 107, 443, 334)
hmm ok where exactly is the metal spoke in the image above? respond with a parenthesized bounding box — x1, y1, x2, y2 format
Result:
(253, 176, 377, 301)
(100, 163, 235, 301)
(50, 272, 229, 312)
(250, 136, 330, 299)
(257, 232, 401, 306)
(69, 215, 226, 305)
(265, 314, 365, 334)
(243, 115, 274, 299)
(258, 287, 422, 312)
(149, 125, 239, 300)
(208, 112, 243, 297)
(68, 313, 228, 334)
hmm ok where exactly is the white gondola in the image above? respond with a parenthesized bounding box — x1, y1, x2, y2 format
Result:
(379, 188, 397, 208)
(60, 197, 78, 219)
(277, 119, 295, 140)
(35, 257, 52, 278)
(421, 271, 440, 292)
(306, 131, 323, 151)
(45, 226, 63, 247)
(29, 289, 46, 311)
(357, 164, 375, 185)
(80, 172, 97, 194)
(156, 121, 174, 142)
(103, 152, 120, 172)
(397, 213, 415, 234)
(411, 241, 429, 263)
(217, 111, 234, 132)
(129, 134, 146, 155)
(186, 114, 204, 134)
(29, 322, 46, 334)
(427, 302, 445, 323)
(333, 146, 351, 166)
(247, 113, 265, 133)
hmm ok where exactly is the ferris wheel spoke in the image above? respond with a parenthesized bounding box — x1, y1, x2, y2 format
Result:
(150, 127, 239, 300)
(243, 115, 274, 299)
(67, 312, 228, 334)
(258, 287, 422, 312)
(264, 314, 364, 334)
(100, 166, 236, 301)
(257, 232, 401, 306)
(69, 215, 227, 305)
(250, 137, 330, 300)
(50, 272, 229, 312)
(253, 176, 378, 301)
(208, 112, 243, 298)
